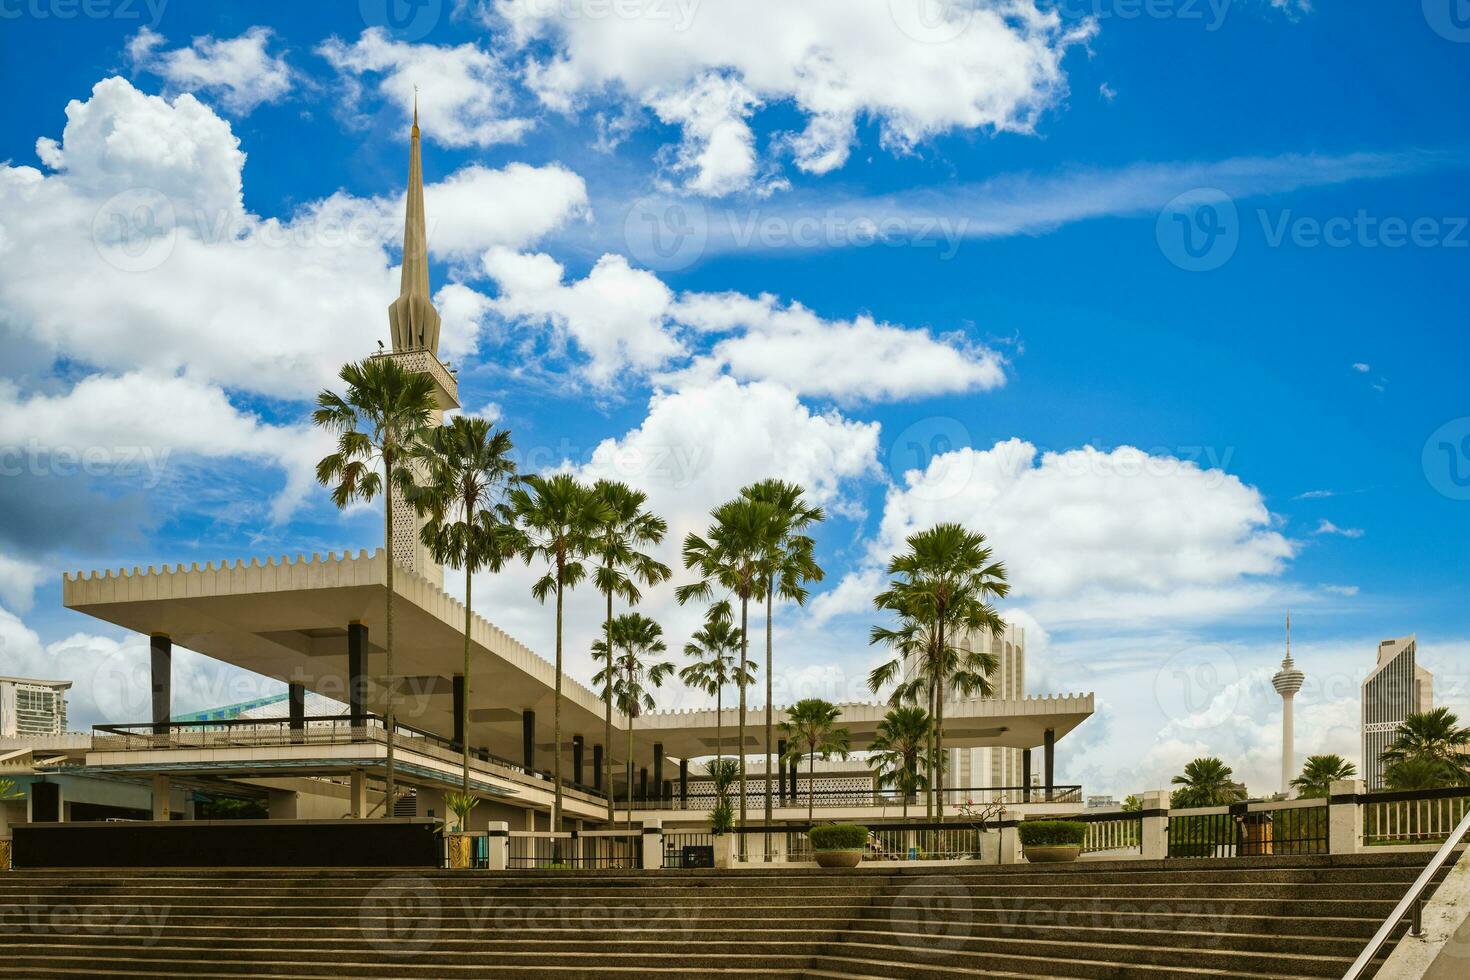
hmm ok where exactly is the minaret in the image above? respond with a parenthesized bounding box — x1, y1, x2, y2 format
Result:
(378, 91, 459, 588)
(1272, 612, 1306, 796)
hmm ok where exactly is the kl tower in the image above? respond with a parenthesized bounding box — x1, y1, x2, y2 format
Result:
(1272, 612, 1306, 796)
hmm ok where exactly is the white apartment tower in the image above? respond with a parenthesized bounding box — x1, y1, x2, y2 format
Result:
(942, 623, 1026, 801)
(1361, 635, 1433, 790)
(0, 676, 71, 737)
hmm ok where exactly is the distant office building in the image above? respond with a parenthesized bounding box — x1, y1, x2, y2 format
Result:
(1087, 795, 1118, 810)
(931, 622, 1027, 800)
(1362, 636, 1433, 790)
(0, 677, 71, 737)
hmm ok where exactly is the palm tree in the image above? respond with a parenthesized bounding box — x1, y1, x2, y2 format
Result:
(511, 473, 610, 833)
(1384, 757, 1457, 791)
(1381, 708, 1470, 786)
(408, 416, 521, 795)
(780, 698, 851, 825)
(676, 497, 781, 848)
(740, 479, 825, 846)
(678, 608, 753, 770)
(314, 356, 437, 811)
(589, 480, 670, 824)
(868, 705, 931, 819)
(871, 524, 1008, 820)
(1170, 757, 1248, 808)
(1290, 754, 1358, 799)
(591, 613, 675, 833)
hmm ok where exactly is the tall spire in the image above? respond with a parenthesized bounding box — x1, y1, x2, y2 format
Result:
(388, 88, 440, 353)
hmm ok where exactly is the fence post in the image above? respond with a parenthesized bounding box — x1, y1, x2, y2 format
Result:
(1329, 779, 1363, 855)
(713, 833, 735, 869)
(998, 821, 1021, 864)
(487, 822, 509, 871)
(1141, 790, 1169, 860)
(641, 819, 663, 870)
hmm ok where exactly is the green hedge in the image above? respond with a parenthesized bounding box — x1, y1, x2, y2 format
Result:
(809, 824, 869, 851)
(1018, 820, 1086, 848)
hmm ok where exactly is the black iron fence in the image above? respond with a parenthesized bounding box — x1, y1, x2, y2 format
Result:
(1168, 802, 1328, 858)
(507, 833, 642, 870)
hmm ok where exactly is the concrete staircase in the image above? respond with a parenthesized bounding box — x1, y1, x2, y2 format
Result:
(0, 853, 1441, 978)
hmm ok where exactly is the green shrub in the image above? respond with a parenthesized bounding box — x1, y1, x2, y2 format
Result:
(809, 824, 869, 851)
(1167, 842, 1217, 858)
(1017, 820, 1086, 848)
(709, 799, 734, 836)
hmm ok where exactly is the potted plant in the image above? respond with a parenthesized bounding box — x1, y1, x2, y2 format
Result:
(443, 791, 480, 870)
(810, 823, 868, 868)
(1019, 820, 1086, 863)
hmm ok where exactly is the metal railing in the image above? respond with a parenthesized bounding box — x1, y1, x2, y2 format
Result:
(1362, 787, 1470, 847)
(727, 820, 997, 863)
(1342, 805, 1470, 980)
(1167, 800, 1328, 858)
(662, 832, 716, 868)
(508, 831, 641, 870)
(1077, 811, 1143, 856)
(621, 784, 1082, 811)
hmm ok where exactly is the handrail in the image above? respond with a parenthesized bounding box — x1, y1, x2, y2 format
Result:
(1342, 804, 1470, 979)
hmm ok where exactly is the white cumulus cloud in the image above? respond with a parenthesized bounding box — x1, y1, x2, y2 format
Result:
(128, 26, 294, 115)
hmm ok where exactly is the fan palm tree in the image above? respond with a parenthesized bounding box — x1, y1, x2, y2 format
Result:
(408, 416, 522, 794)
(779, 698, 851, 825)
(1381, 708, 1470, 786)
(676, 497, 781, 847)
(1170, 757, 1248, 808)
(869, 705, 932, 819)
(740, 479, 825, 845)
(1290, 754, 1358, 799)
(1384, 757, 1459, 791)
(313, 356, 437, 811)
(871, 524, 1008, 820)
(511, 473, 611, 833)
(589, 480, 670, 823)
(678, 608, 753, 769)
(591, 613, 675, 833)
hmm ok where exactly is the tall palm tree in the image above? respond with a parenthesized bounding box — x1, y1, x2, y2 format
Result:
(314, 356, 437, 811)
(1290, 754, 1358, 799)
(1381, 708, 1470, 786)
(678, 608, 752, 770)
(589, 480, 670, 824)
(1170, 757, 1248, 808)
(1384, 757, 1458, 791)
(408, 415, 521, 794)
(676, 497, 780, 849)
(872, 524, 1008, 820)
(779, 698, 851, 825)
(591, 613, 675, 833)
(511, 473, 610, 833)
(869, 705, 932, 820)
(741, 479, 825, 846)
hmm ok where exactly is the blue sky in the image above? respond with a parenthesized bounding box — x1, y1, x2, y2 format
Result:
(1, 0, 1467, 797)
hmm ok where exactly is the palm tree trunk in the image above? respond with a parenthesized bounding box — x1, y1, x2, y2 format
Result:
(935, 613, 946, 822)
(383, 457, 397, 815)
(462, 564, 471, 795)
(764, 580, 774, 858)
(738, 593, 749, 859)
(626, 657, 635, 837)
(553, 574, 564, 836)
(603, 587, 614, 825)
(715, 686, 722, 767)
(808, 749, 815, 825)
(926, 679, 936, 820)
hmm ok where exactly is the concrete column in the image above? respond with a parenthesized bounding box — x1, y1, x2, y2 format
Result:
(1330, 779, 1364, 855)
(777, 739, 788, 805)
(639, 768, 648, 801)
(593, 744, 603, 792)
(572, 736, 584, 787)
(653, 743, 664, 795)
(347, 622, 367, 729)
(1044, 728, 1055, 801)
(714, 834, 735, 869)
(268, 790, 299, 820)
(487, 821, 510, 870)
(1022, 749, 1032, 802)
(452, 675, 465, 750)
(350, 770, 368, 818)
(679, 759, 689, 809)
(288, 683, 305, 744)
(150, 634, 171, 736)
(1140, 790, 1169, 860)
(998, 823, 1021, 864)
(522, 711, 536, 772)
(641, 819, 663, 870)
(151, 774, 171, 821)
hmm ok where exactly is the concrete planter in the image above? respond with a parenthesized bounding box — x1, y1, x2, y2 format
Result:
(815, 849, 863, 869)
(0, 838, 10, 871)
(1025, 845, 1082, 864)
(445, 833, 474, 870)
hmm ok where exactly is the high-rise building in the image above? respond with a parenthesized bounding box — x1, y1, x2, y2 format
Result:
(943, 622, 1026, 801)
(0, 677, 71, 737)
(1361, 635, 1433, 790)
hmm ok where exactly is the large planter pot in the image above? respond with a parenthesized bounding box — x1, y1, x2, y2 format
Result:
(445, 833, 474, 870)
(1025, 845, 1082, 864)
(815, 849, 863, 869)
(0, 838, 11, 871)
